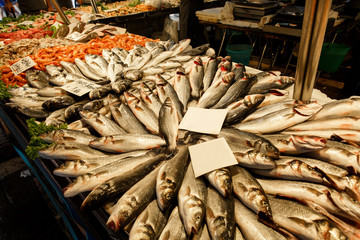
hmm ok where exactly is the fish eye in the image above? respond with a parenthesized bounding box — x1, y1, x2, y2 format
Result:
(165, 193, 171, 200)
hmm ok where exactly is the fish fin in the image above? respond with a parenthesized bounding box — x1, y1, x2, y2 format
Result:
(159, 171, 167, 180)
(185, 186, 191, 196)
(161, 231, 170, 239)
(287, 217, 313, 228)
(207, 208, 215, 219)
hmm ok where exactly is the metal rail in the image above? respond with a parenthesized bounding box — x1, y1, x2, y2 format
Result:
(49, 0, 70, 25)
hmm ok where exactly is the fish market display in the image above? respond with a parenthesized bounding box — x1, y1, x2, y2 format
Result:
(4, 35, 360, 240)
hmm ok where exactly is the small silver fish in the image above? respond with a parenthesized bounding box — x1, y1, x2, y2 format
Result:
(159, 97, 179, 153)
(204, 168, 232, 198)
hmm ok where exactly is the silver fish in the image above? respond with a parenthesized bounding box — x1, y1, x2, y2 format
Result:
(84, 54, 108, 78)
(178, 163, 207, 236)
(203, 57, 217, 91)
(89, 133, 166, 153)
(40, 129, 96, 145)
(253, 158, 325, 183)
(143, 66, 164, 75)
(9, 95, 47, 108)
(26, 70, 51, 89)
(111, 79, 132, 93)
(155, 75, 183, 120)
(64, 99, 89, 119)
(142, 50, 173, 69)
(169, 55, 193, 63)
(159, 97, 179, 153)
(224, 94, 265, 124)
(53, 150, 149, 177)
(80, 110, 126, 136)
(232, 63, 246, 80)
(42, 95, 76, 110)
(267, 195, 347, 240)
(204, 168, 232, 198)
(74, 58, 104, 81)
(230, 165, 272, 220)
(124, 69, 144, 81)
(234, 227, 245, 240)
(63, 152, 161, 197)
(171, 39, 191, 56)
(149, 45, 166, 59)
(206, 48, 216, 58)
(205, 187, 235, 240)
(263, 134, 327, 154)
(106, 162, 164, 231)
(140, 82, 162, 118)
(102, 49, 113, 62)
(243, 99, 295, 122)
(5, 103, 50, 118)
(287, 116, 360, 131)
(198, 72, 234, 108)
(44, 108, 66, 126)
(257, 89, 290, 108)
(36, 87, 67, 97)
(234, 198, 287, 240)
(80, 152, 164, 210)
(124, 91, 159, 134)
(254, 71, 281, 84)
(183, 43, 210, 56)
(282, 129, 360, 144)
(158, 206, 187, 240)
(111, 47, 128, 63)
(89, 84, 112, 99)
(158, 60, 182, 70)
(38, 142, 107, 160)
(82, 99, 104, 112)
(128, 200, 169, 240)
(326, 140, 360, 156)
(257, 179, 360, 222)
(60, 61, 84, 76)
(233, 102, 322, 134)
(173, 67, 191, 111)
(156, 145, 190, 211)
(211, 61, 231, 88)
(107, 59, 124, 83)
(109, 102, 147, 134)
(310, 97, 360, 120)
(49, 73, 73, 86)
(248, 76, 294, 94)
(189, 57, 204, 98)
(45, 64, 67, 77)
(219, 127, 280, 158)
(212, 74, 257, 109)
(145, 41, 157, 51)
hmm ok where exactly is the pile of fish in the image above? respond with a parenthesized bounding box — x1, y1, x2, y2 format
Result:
(5, 38, 360, 239)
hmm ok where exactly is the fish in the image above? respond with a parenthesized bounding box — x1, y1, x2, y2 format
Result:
(243, 99, 296, 122)
(173, 67, 191, 111)
(102, 49, 113, 62)
(111, 79, 132, 93)
(139, 82, 162, 118)
(53, 150, 149, 177)
(158, 206, 188, 240)
(257, 89, 290, 108)
(310, 96, 360, 120)
(233, 101, 322, 134)
(202, 57, 217, 92)
(325, 140, 360, 156)
(188, 57, 204, 99)
(111, 47, 129, 63)
(42, 95, 76, 110)
(178, 163, 207, 236)
(63, 151, 162, 197)
(145, 41, 157, 51)
(80, 152, 164, 210)
(282, 129, 360, 144)
(45, 65, 67, 77)
(5, 103, 50, 118)
(106, 162, 163, 231)
(48, 73, 73, 86)
(171, 39, 191, 56)
(44, 108, 67, 126)
(267, 195, 347, 240)
(254, 71, 281, 84)
(229, 143, 276, 169)
(248, 76, 294, 94)
(64, 99, 89, 119)
(107, 59, 124, 83)
(232, 63, 246, 80)
(206, 48, 216, 58)
(89, 84, 112, 99)
(204, 168, 232, 198)
(169, 55, 193, 63)
(158, 60, 182, 70)
(149, 45, 166, 59)
(39, 129, 96, 145)
(84, 54, 109, 78)
(9, 95, 48, 108)
(230, 165, 272, 220)
(155, 75, 183, 120)
(234, 227, 245, 240)
(257, 179, 360, 222)
(286, 116, 360, 131)
(224, 94, 265, 124)
(183, 43, 210, 56)
(205, 186, 235, 240)
(80, 111, 126, 136)
(89, 133, 166, 153)
(198, 72, 235, 108)
(36, 87, 67, 97)
(211, 61, 231, 88)
(38, 142, 108, 160)
(128, 200, 169, 240)
(156, 145, 190, 211)
(212, 74, 257, 109)
(26, 70, 51, 89)
(142, 50, 173, 69)
(262, 134, 327, 154)
(124, 91, 159, 134)
(82, 99, 104, 112)
(124, 69, 144, 81)
(60, 61, 84, 76)
(219, 127, 280, 158)
(109, 102, 147, 134)
(234, 198, 287, 240)
(143, 66, 164, 75)
(74, 58, 104, 81)
(159, 97, 179, 153)
(253, 158, 325, 183)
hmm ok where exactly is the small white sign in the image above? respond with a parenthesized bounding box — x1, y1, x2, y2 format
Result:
(179, 107, 228, 135)
(10, 56, 36, 75)
(189, 138, 238, 177)
(61, 79, 101, 96)
(65, 31, 87, 42)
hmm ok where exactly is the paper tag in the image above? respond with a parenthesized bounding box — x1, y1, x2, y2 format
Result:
(179, 107, 228, 135)
(61, 79, 101, 96)
(189, 138, 238, 177)
(10, 56, 36, 75)
(65, 31, 87, 41)
(19, 20, 35, 26)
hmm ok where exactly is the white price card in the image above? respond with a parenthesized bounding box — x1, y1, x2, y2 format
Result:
(189, 138, 238, 178)
(65, 32, 87, 42)
(61, 79, 101, 96)
(10, 56, 36, 75)
(179, 107, 228, 135)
